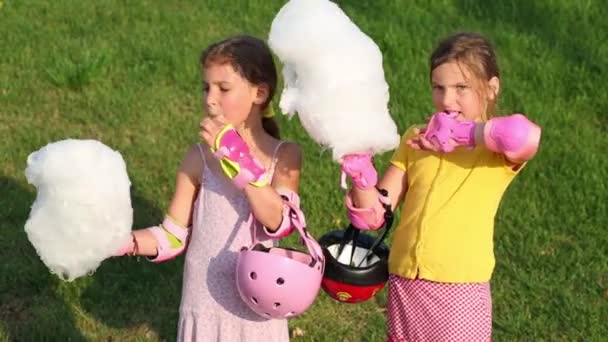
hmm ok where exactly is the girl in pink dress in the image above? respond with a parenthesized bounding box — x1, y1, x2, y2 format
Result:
(115, 35, 303, 342)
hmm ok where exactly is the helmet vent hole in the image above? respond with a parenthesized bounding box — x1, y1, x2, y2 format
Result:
(286, 311, 296, 317)
(273, 302, 281, 308)
(276, 277, 285, 285)
(251, 297, 258, 304)
(250, 272, 257, 280)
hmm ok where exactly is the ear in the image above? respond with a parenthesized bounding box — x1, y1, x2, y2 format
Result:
(253, 84, 270, 106)
(487, 76, 500, 101)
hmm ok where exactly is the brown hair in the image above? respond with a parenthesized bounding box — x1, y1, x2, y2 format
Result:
(430, 32, 500, 119)
(201, 35, 280, 138)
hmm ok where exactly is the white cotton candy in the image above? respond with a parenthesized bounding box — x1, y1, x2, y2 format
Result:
(24, 139, 133, 281)
(268, 0, 400, 160)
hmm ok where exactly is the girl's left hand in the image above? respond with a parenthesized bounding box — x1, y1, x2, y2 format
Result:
(199, 115, 229, 147)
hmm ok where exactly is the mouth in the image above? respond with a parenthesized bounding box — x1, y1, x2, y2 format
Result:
(444, 110, 464, 120)
(205, 108, 223, 118)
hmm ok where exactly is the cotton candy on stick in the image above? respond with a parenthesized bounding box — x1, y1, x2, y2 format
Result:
(268, 0, 400, 161)
(24, 139, 133, 281)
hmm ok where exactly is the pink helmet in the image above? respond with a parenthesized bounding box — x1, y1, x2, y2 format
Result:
(236, 202, 325, 319)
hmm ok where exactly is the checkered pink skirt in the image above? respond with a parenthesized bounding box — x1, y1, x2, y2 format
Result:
(387, 274, 492, 342)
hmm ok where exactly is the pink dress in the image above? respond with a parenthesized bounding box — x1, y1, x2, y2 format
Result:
(177, 143, 290, 342)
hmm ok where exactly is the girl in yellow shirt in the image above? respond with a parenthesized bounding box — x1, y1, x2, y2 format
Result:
(341, 32, 541, 341)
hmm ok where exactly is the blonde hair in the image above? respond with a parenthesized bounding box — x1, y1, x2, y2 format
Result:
(430, 32, 500, 119)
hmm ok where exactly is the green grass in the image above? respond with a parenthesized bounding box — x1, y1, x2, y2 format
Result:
(1, 0, 607, 340)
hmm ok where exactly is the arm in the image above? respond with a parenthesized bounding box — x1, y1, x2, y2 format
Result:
(377, 165, 408, 210)
(200, 115, 303, 235)
(350, 164, 407, 212)
(341, 154, 407, 230)
(116, 145, 202, 260)
(244, 142, 302, 232)
(413, 112, 542, 164)
(474, 114, 541, 164)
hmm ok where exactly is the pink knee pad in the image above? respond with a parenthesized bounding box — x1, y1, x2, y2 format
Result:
(345, 190, 390, 230)
(148, 217, 190, 263)
(484, 114, 541, 161)
(262, 188, 303, 239)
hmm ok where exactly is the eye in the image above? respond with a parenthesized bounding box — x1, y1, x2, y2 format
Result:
(456, 84, 468, 90)
(220, 87, 230, 93)
(202, 84, 209, 93)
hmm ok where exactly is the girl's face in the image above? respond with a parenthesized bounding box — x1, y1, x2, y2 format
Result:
(431, 61, 499, 122)
(202, 62, 265, 126)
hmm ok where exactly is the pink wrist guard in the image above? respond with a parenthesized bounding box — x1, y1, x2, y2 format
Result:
(213, 125, 267, 190)
(345, 190, 390, 230)
(340, 153, 378, 190)
(483, 114, 541, 161)
(262, 188, 303, 239)
(424, 111, 476, 153)
(148, 217, 190, 263)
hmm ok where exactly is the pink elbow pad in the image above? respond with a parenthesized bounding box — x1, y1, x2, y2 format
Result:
(484, 114, 541, 160)
(148, 217, 190, 263)
(345, 191, 389, 231)
(262, 188, 303, 239)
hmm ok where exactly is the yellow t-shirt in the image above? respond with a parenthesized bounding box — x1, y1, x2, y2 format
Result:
(389, 125, 524, 283)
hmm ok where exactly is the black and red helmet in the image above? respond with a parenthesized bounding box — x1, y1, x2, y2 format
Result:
(319, 191, 393, 303)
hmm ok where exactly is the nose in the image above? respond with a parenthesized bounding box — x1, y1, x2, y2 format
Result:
(439, 88, 457, 110)
(205, 89, 218, 113)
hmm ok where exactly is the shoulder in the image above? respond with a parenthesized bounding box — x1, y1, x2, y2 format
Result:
(272, 141, 302, 187)
(275, 141, 302, 166)
(179, 144, 205, 184)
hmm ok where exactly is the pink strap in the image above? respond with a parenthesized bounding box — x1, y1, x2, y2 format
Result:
(248, 199, 324, 265)
(267, 141, 286, 182)
(196, 143, 207, 165)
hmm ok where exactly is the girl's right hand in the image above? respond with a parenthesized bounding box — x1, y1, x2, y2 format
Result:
(407, 126, 464, 152)
(406, 127, 442, 152)
(199, 114, 229, 148)
(410, 112, 477, 152)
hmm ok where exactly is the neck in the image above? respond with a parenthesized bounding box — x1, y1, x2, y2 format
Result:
(235, 112, 274, 152)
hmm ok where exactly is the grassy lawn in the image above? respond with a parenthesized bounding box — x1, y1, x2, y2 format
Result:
(1, 0, 606, 340)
